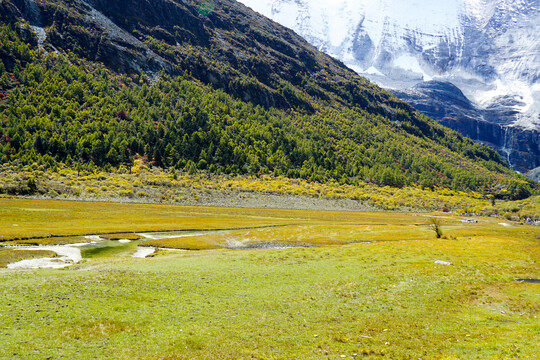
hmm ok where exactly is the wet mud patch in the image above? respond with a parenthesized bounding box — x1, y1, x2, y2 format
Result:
(227, 241, 308, 250)
(516, 279, 540, 283)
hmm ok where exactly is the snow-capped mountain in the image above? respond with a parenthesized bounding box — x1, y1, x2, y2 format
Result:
(239, 0, 539, 173)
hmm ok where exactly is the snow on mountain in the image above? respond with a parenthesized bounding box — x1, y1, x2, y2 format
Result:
(239, 0, 539, 131)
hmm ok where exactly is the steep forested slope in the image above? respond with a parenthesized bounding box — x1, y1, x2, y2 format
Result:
(0, 0, 535, 198)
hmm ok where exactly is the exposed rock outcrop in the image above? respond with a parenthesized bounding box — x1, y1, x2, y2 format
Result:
(394, 81, 539, 174)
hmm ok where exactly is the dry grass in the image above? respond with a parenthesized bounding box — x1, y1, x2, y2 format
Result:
(0, 198, 300, 241)
(144, 236, 222, 250)
(5, 164, 531, 214)
(145, 224, 435, 250)
(0, 197, 456, 243)
(0, 198, 462, 247)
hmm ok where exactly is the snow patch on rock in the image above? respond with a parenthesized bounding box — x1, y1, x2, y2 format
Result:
(239, 0, 539, 131)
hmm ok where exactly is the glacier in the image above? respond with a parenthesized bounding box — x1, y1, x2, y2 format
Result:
(239, 0, 539, 173)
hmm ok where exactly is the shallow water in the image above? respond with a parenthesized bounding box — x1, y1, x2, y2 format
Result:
(136, 231, 206, 240)
(225, 237, 302, 250)
(84, 235, 104, 241)
(132, 247, 156, 258)
(7, 229, 288, 268)
(516, 278, 540, 283)
(238, 242, 298, 250)
(131, 247, 189, 258)
(80, 238, 137, 258)
(7, 245, 82, 269)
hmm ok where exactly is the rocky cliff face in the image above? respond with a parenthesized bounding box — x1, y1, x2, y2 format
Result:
(1, 0, 174, 74)
(1, 0, 390, 112)
(393, 81, 539, 173)
(240, 0, 539, 174)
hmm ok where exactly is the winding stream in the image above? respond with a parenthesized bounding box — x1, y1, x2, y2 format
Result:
(6, 228, 295, 269)
(6, 230, 217, 269)
(7, 244, 86, 269)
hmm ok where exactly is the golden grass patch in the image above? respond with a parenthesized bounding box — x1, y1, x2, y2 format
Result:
(0, 236, 90, 247)
(0, 198, 300, 240)
(0, 197, 456, 242)
(144, 236, 222, 250)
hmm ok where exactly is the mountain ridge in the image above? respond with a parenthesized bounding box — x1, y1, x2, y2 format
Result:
(0, 0, 536, 199)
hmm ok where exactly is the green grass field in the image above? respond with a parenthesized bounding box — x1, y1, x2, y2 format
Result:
(0, 198, 538, 359)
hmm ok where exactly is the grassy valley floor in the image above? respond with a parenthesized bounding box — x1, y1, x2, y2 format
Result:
(0, 198, 539, 359)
